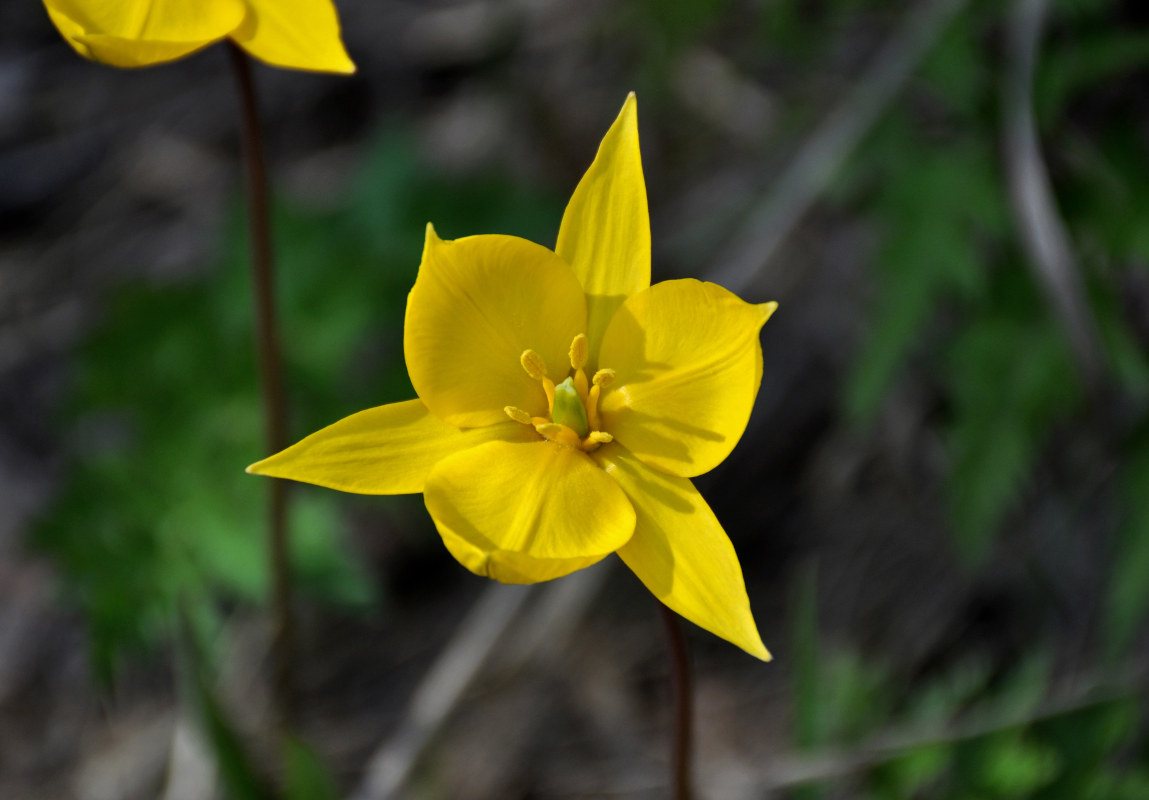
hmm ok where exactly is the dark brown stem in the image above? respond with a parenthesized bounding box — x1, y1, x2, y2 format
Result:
(227, 42, 295, 730)
(658, 602, 693, 800)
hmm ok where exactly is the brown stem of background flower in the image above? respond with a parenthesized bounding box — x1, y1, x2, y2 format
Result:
(659, 602, 693, 800)
(227, 42, 295, 730)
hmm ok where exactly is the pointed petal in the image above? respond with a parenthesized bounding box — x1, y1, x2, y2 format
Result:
(44, 0, 244, 67)
(556, 93, 651, 365)
(246, 399, 534, 494)
(405, 227, 587, 428)
(234, 0, 356, 74)
(598, 279, 776, 478)
(594, 446, 769, 660)
(425, 440, 636, 584)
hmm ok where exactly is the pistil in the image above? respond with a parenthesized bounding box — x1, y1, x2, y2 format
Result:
(552, 377, 590, 437)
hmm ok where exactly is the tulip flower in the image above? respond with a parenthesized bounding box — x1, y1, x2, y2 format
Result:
(43, 0, 354, 73)
(248, 95, 775, 659)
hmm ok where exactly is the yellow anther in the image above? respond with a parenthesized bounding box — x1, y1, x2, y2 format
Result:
(504, 406, 533, 425)
(512, 344, 613, 450)
(521, 349, 548, 380)
(569, 333, 588, 370)
(580, 431, 613, 452)
(534, 422, 582, 449)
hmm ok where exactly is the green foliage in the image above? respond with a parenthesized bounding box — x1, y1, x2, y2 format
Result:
(841, 8, 1063, 563)
(790, 599, 1143, 800)
(943, 273, 1082, 562)
(1050, 0, 1121, 20)
(613, 0, 737, 99)
(952, 731, 1060, 798)
(791, 566, 893, 761)
(178, 610, 272, 800)
(35, 129, 563, 678)
(176, 607, 340, 800)
(756, 0, 880, 61)
(1030, 700, 1141, 800)
(790, 0, 1149, 783)
(842, 0, 1149, 569)
(792, 564, 821, 752)
(283, 737, 340, 800)
(1061, 125, 1149, 266)
(844, 9, 1006, 428)
(1035, 29, 1149, 129)
(844, 134, 1005, 428)
(636, 0, 732, 52)
(791, 565, 826, 800)
(1104, 425, 1149, 657)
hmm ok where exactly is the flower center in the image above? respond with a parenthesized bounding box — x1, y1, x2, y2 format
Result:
(552, 377, 589, 437)
(504, 333, 615, 452)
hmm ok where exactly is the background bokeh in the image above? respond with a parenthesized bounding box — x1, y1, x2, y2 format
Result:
(2, 0, 1149, 798)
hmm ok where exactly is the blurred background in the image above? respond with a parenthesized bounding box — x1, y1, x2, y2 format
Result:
(2, 0, 1149, 797)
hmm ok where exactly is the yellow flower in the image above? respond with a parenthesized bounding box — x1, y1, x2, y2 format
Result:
(43, 0, 354, 73)
(248, 95, 776, 659)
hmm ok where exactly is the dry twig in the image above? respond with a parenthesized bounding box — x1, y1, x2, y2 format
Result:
(1003, 0, 1106, 386)
(729, 662, 1148, 794)
(348, 583, 535, 800)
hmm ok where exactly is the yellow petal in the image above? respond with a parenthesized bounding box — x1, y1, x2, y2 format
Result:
(405, 226, 587, 428)
(597, 279, 776, 478)
(246, 399, 534, 494)
(555, 93, 651, 366)
(425, 440, 636, 584)
(234, 0, 356, 74)
(44, 0, 244, 67)
(594, 445, 769, 660)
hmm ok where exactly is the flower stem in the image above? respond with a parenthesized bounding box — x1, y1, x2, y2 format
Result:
(227, 42, 295, 730)
(658, 602, 693, 800)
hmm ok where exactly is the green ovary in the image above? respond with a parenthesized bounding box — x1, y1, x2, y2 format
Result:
(551, 377, 589, 438)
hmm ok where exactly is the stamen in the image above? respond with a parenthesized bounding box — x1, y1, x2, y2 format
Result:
(573, 369, 589, 403)
(579, 430, 613, 452)
(569, 333, 588, 370)
(535, 422, 582, 449)
(504, 406, 533, 425)
(543, 377, 555, 412)
(586, 370, 614, 431)
(512, 342, 614, 451)
(520, 350, 548, 380)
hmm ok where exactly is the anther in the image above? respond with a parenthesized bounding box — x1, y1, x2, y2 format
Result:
(504, 406, 533, 425)
(520, 350, 548, 380)
(592, 368, 615, 387)
(535, 422, 582, 449)
(569, 334, 588, 370)
(580, 430, 613, 452)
